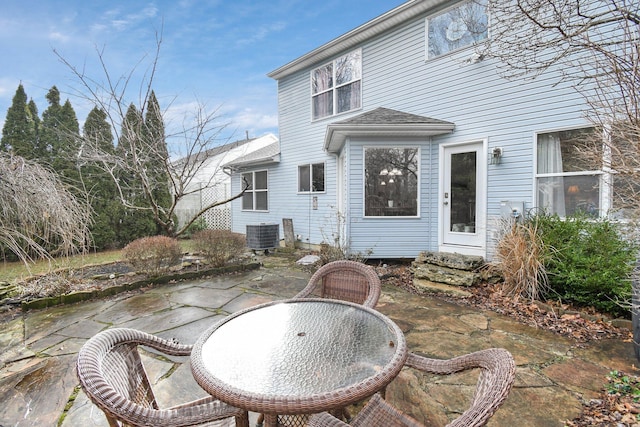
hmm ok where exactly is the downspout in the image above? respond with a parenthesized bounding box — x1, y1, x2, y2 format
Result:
(428, 138, 432, 251)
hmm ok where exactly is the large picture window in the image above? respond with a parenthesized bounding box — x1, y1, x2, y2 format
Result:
(298, 163, 325, 192)
(364, 147, 419, 217)
(241, 170, 268, 211)
(536, 128, 602, 217)
(427, 0, 488, 59)
(311, 50, 361, 120)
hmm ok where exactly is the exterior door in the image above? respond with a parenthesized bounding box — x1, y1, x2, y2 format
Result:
(441, 141, 486, 251)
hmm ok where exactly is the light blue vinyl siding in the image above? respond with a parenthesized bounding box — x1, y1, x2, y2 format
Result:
(233, 4, 592, 259)
(230, 72, 342, 246)
(347, 138, 436, 259)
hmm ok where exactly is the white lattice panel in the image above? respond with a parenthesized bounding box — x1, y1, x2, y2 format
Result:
(175, 183, 231, 230)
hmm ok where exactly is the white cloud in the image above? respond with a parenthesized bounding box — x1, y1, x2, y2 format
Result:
(0, 78, 15, 99)
(49, 31, 71, 43)
(236, 21, 287, 46)
(230, 107, 278, 135)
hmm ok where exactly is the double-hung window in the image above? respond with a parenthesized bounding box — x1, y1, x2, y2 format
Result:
(241, 170, 268, 211)
(426, 0, 488, 59)
(298, 163, 325, 193)
(364, 147, 419, 217)
(311, 50, 362, 120)
(535, 128, 603, 217)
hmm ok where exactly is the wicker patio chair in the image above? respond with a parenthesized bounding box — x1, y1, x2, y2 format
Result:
(294, 259, 381, 308)
(256, 260, 382, 427)
(76, 327, 250, 427)
(307, 348, 516, 427)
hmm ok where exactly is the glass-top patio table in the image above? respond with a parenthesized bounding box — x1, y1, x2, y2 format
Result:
(191, 298, 407, 427)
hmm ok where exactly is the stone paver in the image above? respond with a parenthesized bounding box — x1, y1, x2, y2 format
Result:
(0, 255, 637, 426)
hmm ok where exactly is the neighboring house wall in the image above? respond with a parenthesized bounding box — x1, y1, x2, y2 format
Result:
(175, 133, 278, 230)
(230, 0, 593, 260)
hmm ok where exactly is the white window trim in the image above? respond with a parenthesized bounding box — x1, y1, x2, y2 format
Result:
(362, 145, 421, 219)
(425, 0, 489, 61)
(297, 162, 326, 194)
(533, 126, 611, 217)
(241, 170, 269, 212)
(310, 49, 362, 121)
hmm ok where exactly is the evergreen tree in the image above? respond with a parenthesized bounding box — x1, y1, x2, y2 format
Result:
(40, 86, 81, 184)
(55, 99, 81, 183)
(0, 84, 38, 158)
(117, 103, 144, 158)
(27, 99, 42, 156)
(39, 86, 61, 161)
(143, 91, 173, 234)
(115, 103, 156, 244)
(81, 107, 120, 249)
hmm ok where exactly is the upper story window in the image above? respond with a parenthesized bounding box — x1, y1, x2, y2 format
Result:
(298, 163, 325, 193)
(427, 0, 488, 59)
(536, 128, 604, 217)
(241, 170, 268, 211)
(364, 147, 419, 217)
(311, 50, 362, 120)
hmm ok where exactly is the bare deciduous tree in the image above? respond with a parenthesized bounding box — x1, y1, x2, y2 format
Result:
(483, 0, 640, 217)
(55, 35, 248, 238)
(0, 153, 91, 264)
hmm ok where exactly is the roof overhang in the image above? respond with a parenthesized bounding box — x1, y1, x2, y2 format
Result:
(224, 153, 281, 171)
(268, 0, 449, 80)
(324, 122, 455, 153)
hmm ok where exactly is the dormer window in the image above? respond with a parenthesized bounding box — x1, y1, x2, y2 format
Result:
(427, 0, 488, 59)
(311, 50, 362, 120)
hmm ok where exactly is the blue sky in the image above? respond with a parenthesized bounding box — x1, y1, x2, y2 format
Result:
(0, 0, 406, 144)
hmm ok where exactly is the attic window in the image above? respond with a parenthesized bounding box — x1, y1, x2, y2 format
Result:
(311, 50, 362, 120)
(427, 0, 488, 59)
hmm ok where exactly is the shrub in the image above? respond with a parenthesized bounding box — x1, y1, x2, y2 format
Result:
(181, 217, 208, 239)
(192, 229, 246, 268)
(490, 218, 550, 301)
(533, 213, 637, 317)
(319, 208, 372, 265)
(121, 235, 182, 276)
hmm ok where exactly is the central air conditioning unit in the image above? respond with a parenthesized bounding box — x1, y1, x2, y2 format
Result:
(246, 223, 279, 253)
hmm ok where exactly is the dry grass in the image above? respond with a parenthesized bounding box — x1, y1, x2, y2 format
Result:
(0, 250, 123, 284)
(1, 240, 200, 284)
(490, 218, 550, 302)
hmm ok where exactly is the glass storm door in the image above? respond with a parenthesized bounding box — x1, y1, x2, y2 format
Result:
(442, 142, 484, 247)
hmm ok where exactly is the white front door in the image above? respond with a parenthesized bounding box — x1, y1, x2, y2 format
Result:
(440, 141, 486, 254)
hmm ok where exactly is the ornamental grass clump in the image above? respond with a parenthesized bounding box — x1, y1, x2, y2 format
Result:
(121, 236, 182, 276)
(192, 229, 246, 268)
(490, 217, 550, 302)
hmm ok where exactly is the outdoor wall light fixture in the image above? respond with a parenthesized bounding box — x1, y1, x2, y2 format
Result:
(491, 147, 503, 165)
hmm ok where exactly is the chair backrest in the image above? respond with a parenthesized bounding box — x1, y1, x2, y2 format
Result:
(294, 260, 381, 308)
(405, 348, 515, 427)
(76, 328, 192, 427)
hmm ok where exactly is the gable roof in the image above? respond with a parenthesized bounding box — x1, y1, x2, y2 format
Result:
(224, 141, 281, 170)
(324, 107, 454, 153)
(173, 136, 255, 168)
(268, 0, 448, 80)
